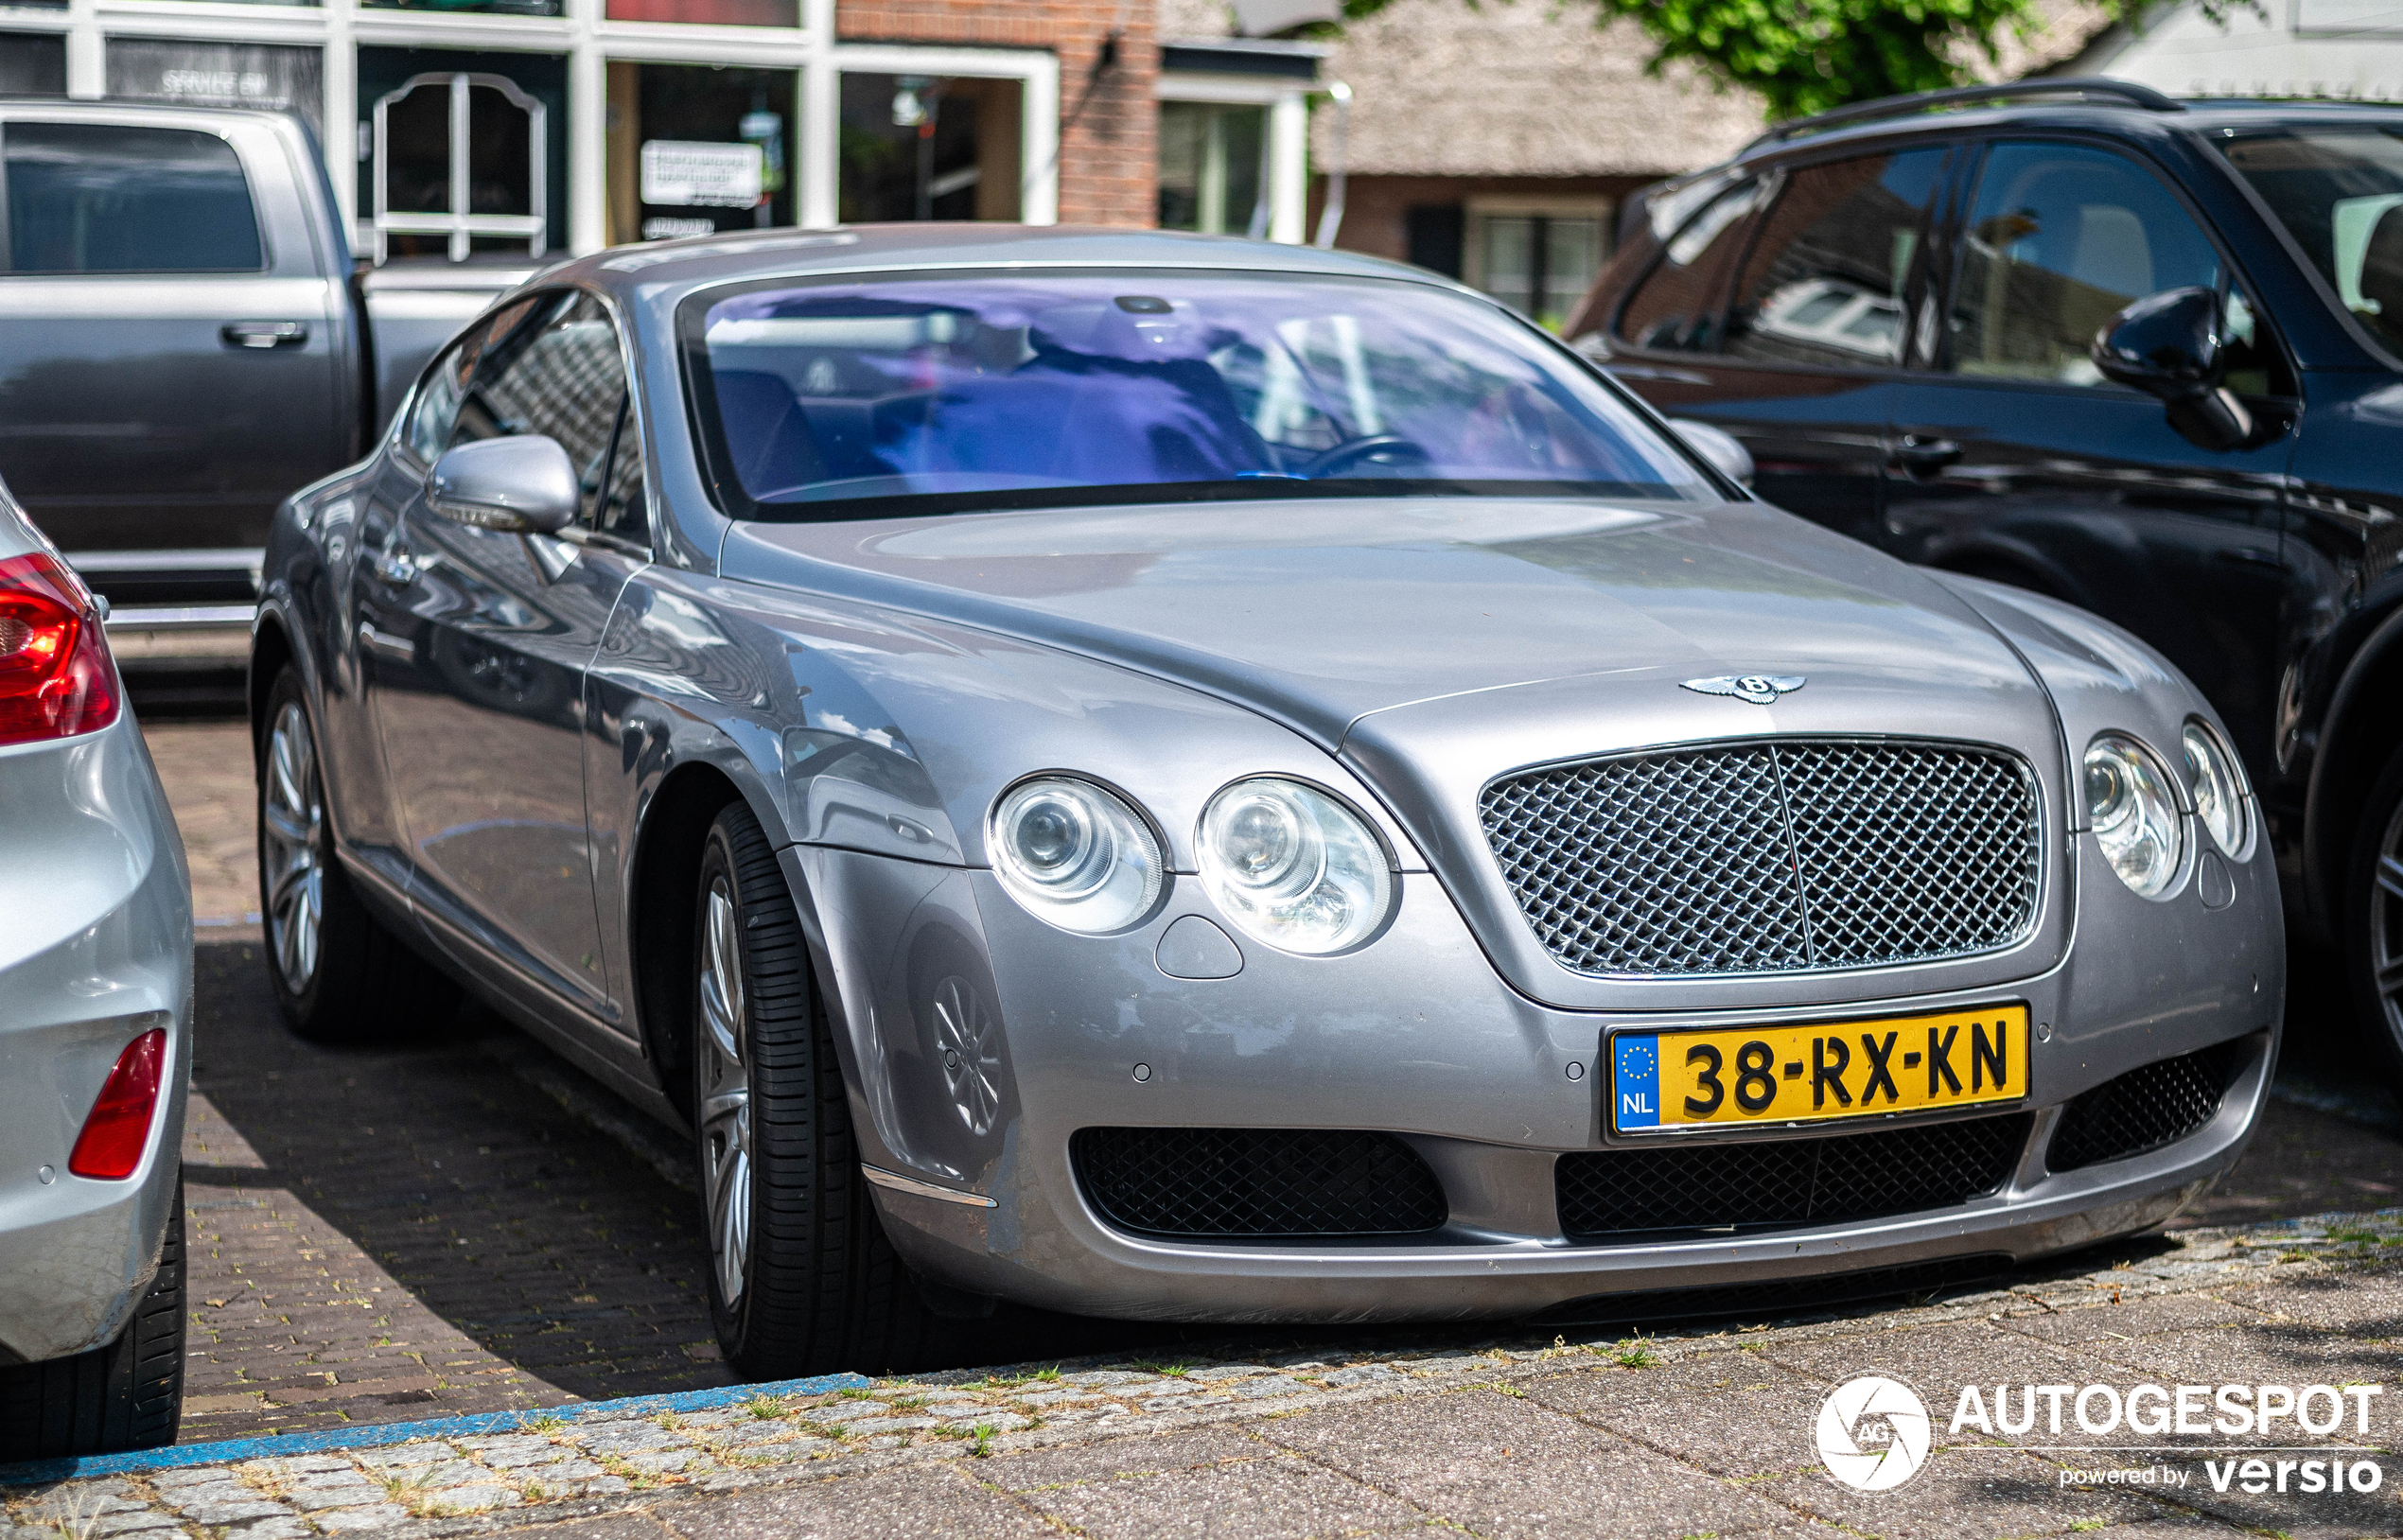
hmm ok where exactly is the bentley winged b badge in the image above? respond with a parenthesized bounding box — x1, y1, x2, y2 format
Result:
(1682, 674, 1806, 706)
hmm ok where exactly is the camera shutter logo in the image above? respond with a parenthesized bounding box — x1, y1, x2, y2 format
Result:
(1816, 1375, 1933, 1491)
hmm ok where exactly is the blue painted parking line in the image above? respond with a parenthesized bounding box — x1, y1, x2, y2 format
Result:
(0, 1372, 873, 1488)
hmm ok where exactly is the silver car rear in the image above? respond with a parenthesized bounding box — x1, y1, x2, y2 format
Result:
(0, 486, 192, 1457)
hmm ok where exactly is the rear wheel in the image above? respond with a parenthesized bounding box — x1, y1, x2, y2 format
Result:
(256, 667, 455, 1041)
(693, 799, 943, 1377)
(2344, 742, 2403, 1094)
(0, 1182, 185, 1459)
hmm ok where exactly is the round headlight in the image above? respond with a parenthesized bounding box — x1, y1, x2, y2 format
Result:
(2084, 733, 2184, 897)
(1198, 778, 1394, 955)
(2182, 719, 2251, 859)
(989, 777, 1163, 935)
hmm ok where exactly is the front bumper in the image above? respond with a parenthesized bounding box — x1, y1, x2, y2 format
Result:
(0, 711, 193, 1364)
(797, 810, 2283, 1324)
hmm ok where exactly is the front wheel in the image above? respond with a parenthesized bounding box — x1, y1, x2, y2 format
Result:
(693, 800, 944, 1378)
(256, 667, 455, 1041)
(0, 1182, 185, 1459)
(2344, 742, 2403, 1094)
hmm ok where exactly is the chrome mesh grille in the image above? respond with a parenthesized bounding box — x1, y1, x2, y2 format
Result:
(1479, 740, 2040, 976)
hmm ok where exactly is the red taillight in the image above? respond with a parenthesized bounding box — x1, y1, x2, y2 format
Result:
(68, 1029, 167, 1181)
(0, 551, 117, 747)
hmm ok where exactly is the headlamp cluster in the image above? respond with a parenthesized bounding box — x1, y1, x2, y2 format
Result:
(2083, 718, 2251, 897)
(989, 774, 1394, 954)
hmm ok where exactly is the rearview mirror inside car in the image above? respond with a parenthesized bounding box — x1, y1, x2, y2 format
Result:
(427, 436, 579, 534)
(2091, 287, 2254, 452)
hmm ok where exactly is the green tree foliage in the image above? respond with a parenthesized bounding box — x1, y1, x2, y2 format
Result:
(1336, 0, 2188, 122)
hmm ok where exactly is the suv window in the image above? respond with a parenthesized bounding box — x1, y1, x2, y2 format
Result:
(1615, 178, 1767, 353)
(4, 123, 262, 273)
(1946, 141, 2224, 385)
(1724, 148, 1949, 368)
(454, 291, 638, 537)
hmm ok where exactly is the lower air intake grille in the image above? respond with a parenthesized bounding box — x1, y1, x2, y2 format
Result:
(1556, 1113, 2030, 1239)
(2047, 1041, 2251, 1172)
(1071, 1128, 1447, 1238)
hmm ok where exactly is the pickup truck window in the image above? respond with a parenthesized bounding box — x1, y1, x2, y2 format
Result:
(4, 124, 262, 274)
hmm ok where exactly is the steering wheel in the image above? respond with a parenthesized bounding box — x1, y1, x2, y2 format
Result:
(1298, 435, 1433, 479)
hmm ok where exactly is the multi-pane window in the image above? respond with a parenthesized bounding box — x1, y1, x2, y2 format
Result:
(1474, 213, 1603, 332)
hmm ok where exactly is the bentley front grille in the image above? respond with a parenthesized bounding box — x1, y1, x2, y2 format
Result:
(1479, 740, 2041, 977)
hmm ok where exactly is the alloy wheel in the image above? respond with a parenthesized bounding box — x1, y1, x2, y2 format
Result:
(697, 879, 753, 1308)
(260, 701, 324, 994)
(932, 975, 1001, 1136)
(2371, 796, 2403, 1059)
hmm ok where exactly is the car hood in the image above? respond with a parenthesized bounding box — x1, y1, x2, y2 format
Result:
(723, 495, 2072, 1010)
(721, 496, 2049, 744)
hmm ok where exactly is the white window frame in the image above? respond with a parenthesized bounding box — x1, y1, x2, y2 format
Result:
(1155, 69, 1307, 244)
(20, 0, 1060, 258)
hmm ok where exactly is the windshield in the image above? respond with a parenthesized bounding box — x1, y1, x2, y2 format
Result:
(2220, 127, 2403, 354)
(683, 271, 1711, 519)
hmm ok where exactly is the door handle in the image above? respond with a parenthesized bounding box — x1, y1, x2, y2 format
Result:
(221, 321, 309, 350)
(1890, 436, 1964, 479)
(371, 551, 418, 586)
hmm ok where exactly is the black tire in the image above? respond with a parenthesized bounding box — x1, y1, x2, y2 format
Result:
(256, 667, 456, 1041)
(2344, 743, 2403, 1094)
(0, 1181, 185, 1459)
(692, 799, 945, 1378)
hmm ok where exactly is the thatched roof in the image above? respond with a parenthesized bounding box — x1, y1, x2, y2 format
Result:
(1162, 0, 2120, 181)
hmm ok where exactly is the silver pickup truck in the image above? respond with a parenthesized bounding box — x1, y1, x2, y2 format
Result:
(0, 99, 523, 660)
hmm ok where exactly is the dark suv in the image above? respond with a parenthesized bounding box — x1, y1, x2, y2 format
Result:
(1571, 79, 2403, 1089)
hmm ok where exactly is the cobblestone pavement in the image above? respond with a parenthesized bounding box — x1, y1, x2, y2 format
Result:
(11, 1214, 2403, 1538)
(143, 719, 259, 933)
(59, 714, 2403, 1537)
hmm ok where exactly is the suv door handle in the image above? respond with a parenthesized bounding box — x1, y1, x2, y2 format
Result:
(221, 321, 308, 350)
(1890, 436, 1964, 478)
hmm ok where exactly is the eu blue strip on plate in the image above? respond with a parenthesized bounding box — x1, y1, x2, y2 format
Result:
(0, 1371, 873, 1487)
(1614, 1034, 1660, 1129)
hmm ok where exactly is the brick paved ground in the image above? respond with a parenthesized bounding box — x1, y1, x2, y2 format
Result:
(15, 1215, 2403, 1539)
(134, 714, 2403, 1477)
(179, 942, 737, 1444)
(145, 719, 260, 933)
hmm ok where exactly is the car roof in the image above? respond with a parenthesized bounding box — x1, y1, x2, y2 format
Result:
(1710, 95, 2403, 178)
(549, 223, 1467, 304)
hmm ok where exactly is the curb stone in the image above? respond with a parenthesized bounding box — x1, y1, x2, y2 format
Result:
(5, 1207, 2399, 1538)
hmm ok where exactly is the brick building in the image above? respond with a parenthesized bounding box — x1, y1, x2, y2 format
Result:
(0, 0, 1190, 261)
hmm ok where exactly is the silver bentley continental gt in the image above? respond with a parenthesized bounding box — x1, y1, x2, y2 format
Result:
(252, 226, 2282, 1375)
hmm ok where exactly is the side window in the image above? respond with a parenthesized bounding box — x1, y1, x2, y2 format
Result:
(5, 124, 262, 273)
(452, 291, 630, 532)
(1723, 147, 1949, 368)
(592, 394, 648, 545)
(399, 297, 538, 465)
(1946, 142, 2224, 385)
(404, 343, 470, 464)
(1613, 179, 1767, 353)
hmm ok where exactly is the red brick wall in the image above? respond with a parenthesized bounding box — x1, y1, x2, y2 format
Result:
(836, 1, 1157, 226)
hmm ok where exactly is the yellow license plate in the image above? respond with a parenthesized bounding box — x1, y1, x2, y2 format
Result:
(1610, 1005, 2027, 1133)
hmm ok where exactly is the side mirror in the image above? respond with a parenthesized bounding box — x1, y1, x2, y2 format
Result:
(1667, 418, 1755, 489)
(2091, 287, 2253, 451)
(427, 436, 579, 534)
